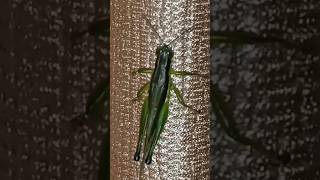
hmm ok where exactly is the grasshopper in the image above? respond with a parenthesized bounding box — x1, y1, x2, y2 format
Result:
(132, 21, 205, 165)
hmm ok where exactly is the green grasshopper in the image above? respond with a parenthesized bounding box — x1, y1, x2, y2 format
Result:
(133, 22, 204, 165)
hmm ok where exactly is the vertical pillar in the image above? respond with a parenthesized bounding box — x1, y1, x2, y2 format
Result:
(110, 0, 210, 179)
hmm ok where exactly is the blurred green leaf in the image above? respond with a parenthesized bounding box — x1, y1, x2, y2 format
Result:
(210, 82, 290, 165)
(86, 78, 109, 115)
(71, 16, 109, 41)
(211, 31, 285, 44)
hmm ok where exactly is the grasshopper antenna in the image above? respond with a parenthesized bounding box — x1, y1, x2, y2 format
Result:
(145, 19, 165, 44)
(142, 0, 164, 44)
(168, 23, 197, 46)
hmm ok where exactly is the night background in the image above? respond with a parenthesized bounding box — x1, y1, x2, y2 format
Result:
(0, 0, 319, 179)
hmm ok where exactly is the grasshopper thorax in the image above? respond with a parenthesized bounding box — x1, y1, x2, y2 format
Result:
(155, 44, 174, 70)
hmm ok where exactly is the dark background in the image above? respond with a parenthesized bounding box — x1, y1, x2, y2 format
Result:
(0, 0, 109, 179)
(1, 0, 320, 179)
(211, 0, 320, 179)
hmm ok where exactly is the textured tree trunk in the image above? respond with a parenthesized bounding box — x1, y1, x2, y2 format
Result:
(110, 0, 210, 179)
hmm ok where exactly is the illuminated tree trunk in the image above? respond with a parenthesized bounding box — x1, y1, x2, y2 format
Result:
(110, 0, 210, 179)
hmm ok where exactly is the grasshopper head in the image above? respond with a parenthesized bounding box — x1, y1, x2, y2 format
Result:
(156, 44, 174, 59)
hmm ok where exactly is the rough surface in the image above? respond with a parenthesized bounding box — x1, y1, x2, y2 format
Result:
(211, 0, 320, 179)
(0, 0, 109, 179)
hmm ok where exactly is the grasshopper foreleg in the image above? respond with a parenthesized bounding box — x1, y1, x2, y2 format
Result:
(170, 69, 207, 78)
(132, 68, 153, 76)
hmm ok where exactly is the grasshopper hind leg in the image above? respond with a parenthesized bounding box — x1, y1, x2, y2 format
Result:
(134, 97, 149, 161)
(170, 78, 201, 113)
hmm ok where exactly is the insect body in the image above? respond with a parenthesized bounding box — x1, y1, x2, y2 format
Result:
(133, 42, 202, 165)
(134, 44, 173, 165)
